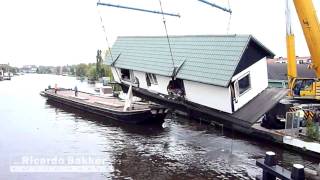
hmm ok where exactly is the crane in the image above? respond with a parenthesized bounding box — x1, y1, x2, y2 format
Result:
(287, 0, 320, 100)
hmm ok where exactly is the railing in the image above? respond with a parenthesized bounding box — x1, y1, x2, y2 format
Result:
(256, 151, 320, 180)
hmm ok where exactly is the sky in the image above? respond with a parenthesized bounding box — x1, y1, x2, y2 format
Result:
(0, 0, 319, 67)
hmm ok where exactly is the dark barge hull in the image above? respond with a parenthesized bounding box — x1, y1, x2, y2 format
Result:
(41, 91, 167, 124)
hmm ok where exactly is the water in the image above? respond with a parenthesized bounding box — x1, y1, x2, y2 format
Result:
(0, 74, 318, 179)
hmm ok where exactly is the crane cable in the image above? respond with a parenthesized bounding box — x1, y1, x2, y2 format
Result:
(158, 0, 176, 74)
(97, 0, 114, 62)
(226, 0, 232, 34)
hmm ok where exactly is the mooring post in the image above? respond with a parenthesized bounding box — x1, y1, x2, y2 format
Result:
(263, 151, 277, 180)
(291, 164, 305, 180)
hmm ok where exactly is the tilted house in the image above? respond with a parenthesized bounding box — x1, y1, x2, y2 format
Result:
(106, 35, 274, 114)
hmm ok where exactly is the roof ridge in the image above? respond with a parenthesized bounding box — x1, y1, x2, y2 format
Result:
(118, 34, 251, 38)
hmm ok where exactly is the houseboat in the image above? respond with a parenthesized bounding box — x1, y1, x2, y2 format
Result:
(105, 35, 288, 132)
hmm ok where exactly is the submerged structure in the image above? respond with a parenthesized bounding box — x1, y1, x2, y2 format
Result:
(106, 35, 287, 131)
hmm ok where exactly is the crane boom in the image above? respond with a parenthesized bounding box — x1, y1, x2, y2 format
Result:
(293, 0, 320, 78)
(286, 0, 297, 96)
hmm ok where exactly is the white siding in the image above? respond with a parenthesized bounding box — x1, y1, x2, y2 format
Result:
(154, 75, 171, 95)
(133, 71, 148, 89)
(232, 58, 268, 111)
(133, 71, 171, 95)
(184, 80, 232, 113)
(111, 67, 121, 83)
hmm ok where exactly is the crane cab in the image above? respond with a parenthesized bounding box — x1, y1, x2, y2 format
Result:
(292, 78, 320, 100)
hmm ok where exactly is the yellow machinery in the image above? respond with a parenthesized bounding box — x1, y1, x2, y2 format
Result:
(287, 0, 320, 100)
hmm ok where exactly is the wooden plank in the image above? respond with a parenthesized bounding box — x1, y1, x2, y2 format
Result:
(94, 100, 123, 108)
(232, 88, 288, 124)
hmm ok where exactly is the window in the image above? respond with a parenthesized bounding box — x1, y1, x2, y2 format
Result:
(146, 73, 158, 85)
(167, 78, 185, 97)
(238, 73, 251, 95)
(120, 69, 131, 81)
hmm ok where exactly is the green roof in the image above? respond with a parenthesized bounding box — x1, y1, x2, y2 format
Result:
(106, 35, 274, 87)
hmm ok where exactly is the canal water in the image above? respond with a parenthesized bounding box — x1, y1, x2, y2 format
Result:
(0, 74, 318, 179)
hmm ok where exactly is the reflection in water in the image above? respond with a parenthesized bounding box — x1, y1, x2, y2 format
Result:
(0, 74, 318, 180)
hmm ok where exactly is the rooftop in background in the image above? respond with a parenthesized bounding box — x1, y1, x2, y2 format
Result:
(267, 56, 311, 64)
(267, 63, 316, 80)
(106, 34, 274, 87)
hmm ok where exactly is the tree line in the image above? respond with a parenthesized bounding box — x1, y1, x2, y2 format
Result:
(37, 50, 113, 81)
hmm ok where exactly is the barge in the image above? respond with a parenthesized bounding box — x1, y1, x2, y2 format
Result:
(41, 88, 168, 124)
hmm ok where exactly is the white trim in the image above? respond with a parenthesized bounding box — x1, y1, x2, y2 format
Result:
(237, 72, 252, 96)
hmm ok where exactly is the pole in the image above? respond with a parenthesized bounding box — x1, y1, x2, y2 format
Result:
(97, 2, 180, 18)
(198, 0, 232, 14)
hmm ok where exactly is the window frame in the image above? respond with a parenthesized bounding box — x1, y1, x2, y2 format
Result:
(237, 73, 251, 96)
(146, 73, 158, 85)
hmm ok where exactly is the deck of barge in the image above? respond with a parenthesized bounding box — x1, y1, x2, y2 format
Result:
(42, 88, 169, 124)
(45, 89, 151, 111)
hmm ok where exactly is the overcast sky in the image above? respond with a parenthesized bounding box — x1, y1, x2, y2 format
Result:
(0, 0, 319, 67)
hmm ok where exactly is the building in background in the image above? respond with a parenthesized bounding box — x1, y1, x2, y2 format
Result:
(21, 65, 37, 73)
(267, 56, 311, 64)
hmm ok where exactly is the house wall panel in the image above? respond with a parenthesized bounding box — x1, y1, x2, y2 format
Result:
(111, 67, 121, 83)
(184, 80, 232, 113)
(232, 58, 268, 111)
(133, 71, 148, 89)
(133, 71, 171, 95)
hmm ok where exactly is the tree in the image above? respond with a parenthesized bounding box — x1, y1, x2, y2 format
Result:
(87, 64, 97, 80)
(96, 49, 103, 78)
(76, 63, 88, 77)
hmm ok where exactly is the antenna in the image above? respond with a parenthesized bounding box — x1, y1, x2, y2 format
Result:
(158, 0, 176, 77)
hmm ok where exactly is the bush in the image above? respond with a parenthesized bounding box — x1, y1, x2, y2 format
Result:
(306, 121, 319, 141)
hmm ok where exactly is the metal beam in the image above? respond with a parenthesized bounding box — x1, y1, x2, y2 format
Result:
(198, 0, 232, 14)
(97, 2, 180, 18)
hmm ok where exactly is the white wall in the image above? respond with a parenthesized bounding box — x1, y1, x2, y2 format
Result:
(111, 67, 121, 83)
(133, 71, 171, 95)
(231, 58, 268, 111)
(117, 70, 170, 95)
(133, 71, 148, 89)
(184, 80, 232, 113)
(152, 75, 171, 95)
